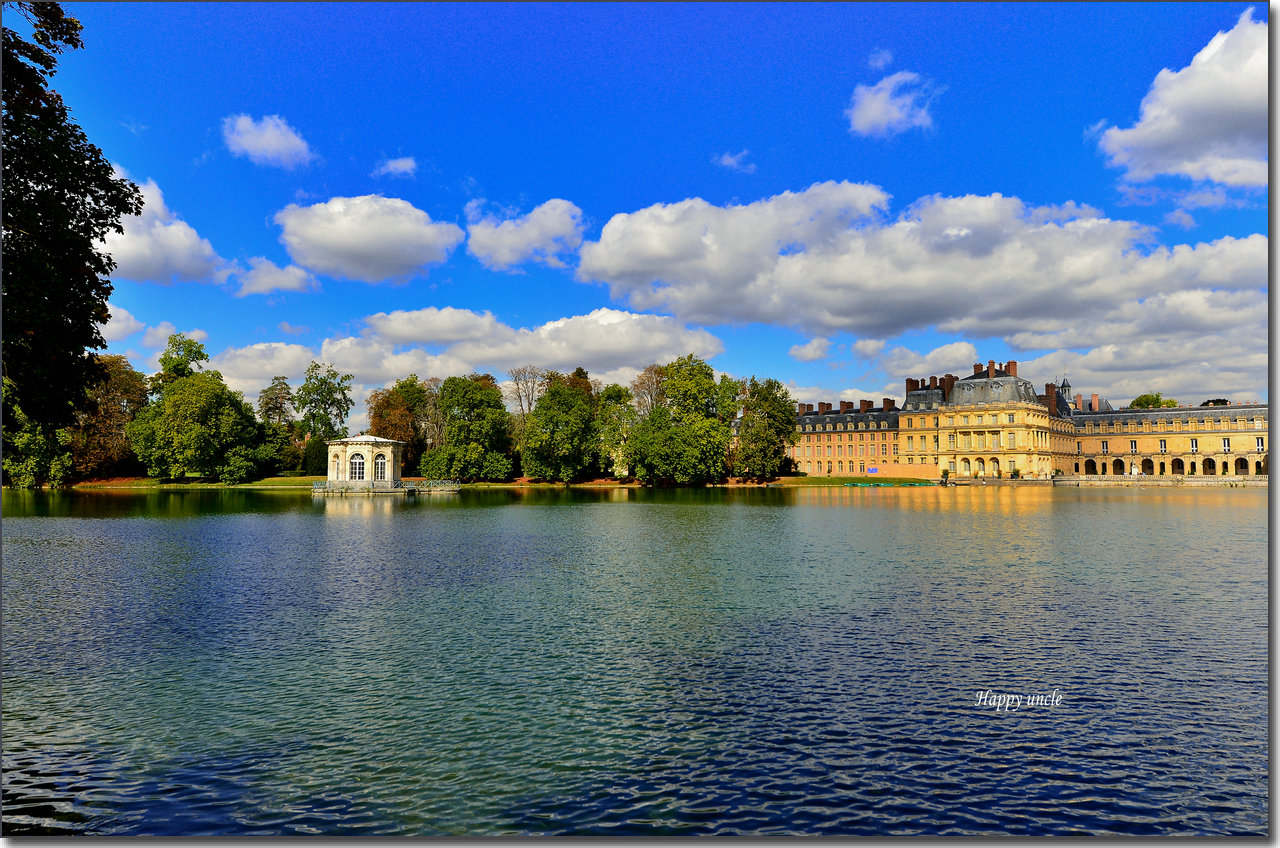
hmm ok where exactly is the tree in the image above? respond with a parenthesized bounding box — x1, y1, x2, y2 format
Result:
(367, 374, 435, 474)
(596, 383, 636, 478)
(257, 376, 294, 425)
(302, 433, 329, 476)
(733, 377, 797, 481)
(2, 2, 143, 430)
(1, 377, 73, 487)
(630, 364, 666, 416)
(149, 332, 209, 396)
(294, 361, 353, 440)
(126, 371, 260, 482)
(626, 354, 731, 486)
(65, 354, 147, 478)
(1200, 398, 1229, 407)
(420, 375, 511, 481)
(1130, 391, 1177, 409)
(522, 372, 595, 481)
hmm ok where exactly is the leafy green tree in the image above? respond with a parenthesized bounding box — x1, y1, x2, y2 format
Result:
(1200, 398, 1229, 407)
(65, 354, 147, 478)
(1130, 391, 1177, 409)
(595, 383, 636, 478)
(1, 378, 73, 487)
(420, 374, 511, 481)
(149, 332, 210, 397)
(626, 354, 731, 485)
(2, 2, 143, 430)
(367, 374, 436, 475)
(733, 377, 797, 481)
(257, 376, 294, 425)
(302, 433, 329, 476)
(294, 361, 353, 440)
(126, 371, 260, 482)
(522, 373, 595, 481)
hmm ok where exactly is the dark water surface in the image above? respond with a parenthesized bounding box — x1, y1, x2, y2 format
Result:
(2, 486, 1267, 836)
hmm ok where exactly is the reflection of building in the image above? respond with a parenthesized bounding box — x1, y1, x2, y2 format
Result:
(791, 359, 1268, 480)
(326, 435, 404, 489)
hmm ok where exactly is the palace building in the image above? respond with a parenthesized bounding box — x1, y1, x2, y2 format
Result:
(790, 360, 1268, 480)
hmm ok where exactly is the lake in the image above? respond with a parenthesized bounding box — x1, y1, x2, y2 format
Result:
(1, 486, 1268, 836)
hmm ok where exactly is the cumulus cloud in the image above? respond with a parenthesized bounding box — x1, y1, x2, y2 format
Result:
(363, 306, 505, 346)
(578, 180, 890, 323)
(788, 337, 831, 362)
(222, 114, 314, 169)
(852, 339, 885, 359)
(578, 186, 1265, 352)
(209, 342, 317, 397)
(466, 198, 584, 270)
(275, 195, 465, 283)
(101, 177, 225, 283)
(278, 321, 309, 335)
(1163, 209, 1196, 230)
(713, 149, 757, 174)
(1099, 8, 1266, 187)
(102, 303, 145, 342)
(880, 341, 981, 381)
(142, 322, 207, 349)
(372, 156, 417, 178)
(846, 71, 941, 138)
(235, 257, 318, 297)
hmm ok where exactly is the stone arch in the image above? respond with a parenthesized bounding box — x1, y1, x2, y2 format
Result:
(961, 458, 971, 476)
(1111, 458, 1124, 475)
(1158, 461, 1166, 476)
(1171, 457, 1184, 474)
(990, 458, 1000, 476)
(349, 452, 365, 481)
(1074, 462, 1080, 474)
(975, 458, 986, 476)
(1141, 458, 1154, 476)
(331, 453, 339, 477)
(1188, 460, 1197, 475)
(375, 453, 387, 481)
(1202, 457, 1216, 475)
(1084, 458, 1097, 475)
(1235, 457, 1249, 475)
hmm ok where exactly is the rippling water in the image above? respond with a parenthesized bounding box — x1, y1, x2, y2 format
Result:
(2, 486, 1267, 836)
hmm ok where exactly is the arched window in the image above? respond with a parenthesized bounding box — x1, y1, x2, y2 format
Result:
(349, 453, 365, 481)
(374, 453, 387, 481)
(331, 454, 339, 476)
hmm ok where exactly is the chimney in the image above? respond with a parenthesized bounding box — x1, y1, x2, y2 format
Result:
(860, 399, 873, 413)
(1044, 384, 1058, 415)
(974, 362, 984, 376)
(1090, 393, 1099, 412)
(988, 360, 996, 377)
(798, 402, 806, 415)
(882, 397, 893, 412)
(819, 402, 832, 414)
(906, 378, 919, 394)
(840, 401, 853, 413)
(929, 375, 938, 389)
(1006, 360, 1017, 377)
(805, 403, 814, 414)
(1074, 393, 1083, 411)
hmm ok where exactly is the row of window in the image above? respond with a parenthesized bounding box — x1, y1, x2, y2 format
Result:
(332, 452, 389, 481)
(1080, 437, 1264, 455)
(1083, 417, 1265, 433)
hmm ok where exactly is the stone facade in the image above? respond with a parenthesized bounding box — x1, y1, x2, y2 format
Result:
(326, 435, 405, 488)
(791, 359, 1268, 480)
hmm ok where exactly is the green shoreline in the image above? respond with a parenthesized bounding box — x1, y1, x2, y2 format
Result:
(58, 475, 935, 491)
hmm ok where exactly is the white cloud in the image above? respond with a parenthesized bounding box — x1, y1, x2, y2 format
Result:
(1163, 209, 1196, 229)
(868, 48, 893, 71)
(846, 71, 941, 138)
(363, 306, 504, 346)
(222, 114, 314, 169)
(1099, 8, 1266, 187)
(275, 195, 464, 283)
(578, 187, 1265, 351)
(880, 341, 981, 381)
(142, 322, 208, 349)
(578, 180, 890, 324)
(372, 156, 417, 178)
(713, 149, 757, 174)
(852, 339, 885, 359)
(235, 257, 318, 296)
(278, 321, 309, 335)
(209, 342, 317, 397)
(788, 337, 831, 362)
(102, 303, 145, 342)
(101, 177, 224, 283)
(466, 199, 584, 270)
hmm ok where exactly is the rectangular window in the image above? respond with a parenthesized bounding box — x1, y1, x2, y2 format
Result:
(858, 446, 865, 456)
(948, 461, 957, 472)
(948, 434, 957, 448)
(1190, 438, 1198, 453)
(907, 456, 913, 464)
(1101, 440, 1109, 454)
(1130, 440, 1137, 454)
(1159, 439, 1167, 453)
(1222, 438, 1230, 452)
(907, 436, 914, 450)
(1007, 433, 1016, 450)
(933, 436, 939, 449)
(1257, 437, 1265, 451)
(1007, 413, 1015, 424)
(906, 418, 913, 428)
(962, 415, 969, 425)
(1076, 441, 1082, 454)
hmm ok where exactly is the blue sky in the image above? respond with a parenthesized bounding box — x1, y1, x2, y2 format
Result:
(36, 3, 1268, 428)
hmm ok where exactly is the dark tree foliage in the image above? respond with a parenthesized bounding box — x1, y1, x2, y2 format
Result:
(2, 2, 143, 428)
(733, 377, 797, 481)
(522, 371, 596, 482)
(257, 376, 294, 425)
(367, 375, 435, 475)
(420, 374, 511, 481)
(65, 354, 148, 478)
(1200, 398, 1229, 407)
(303, 433, 329, 476)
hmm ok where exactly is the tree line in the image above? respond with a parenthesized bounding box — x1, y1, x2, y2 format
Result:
(2, 331, 799, 487)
